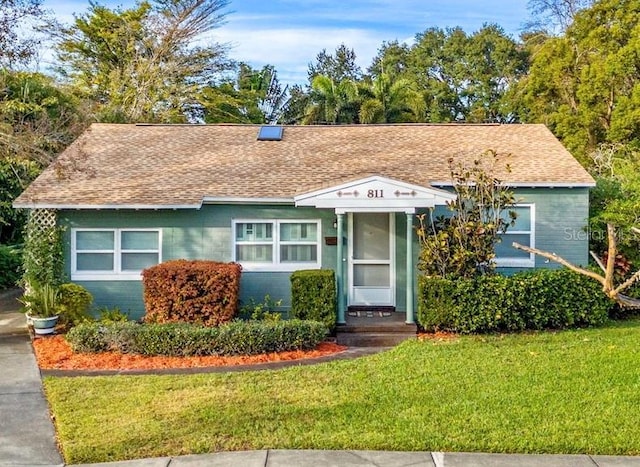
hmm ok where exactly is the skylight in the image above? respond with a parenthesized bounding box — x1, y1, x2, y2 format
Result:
(257, 125, 283, 141)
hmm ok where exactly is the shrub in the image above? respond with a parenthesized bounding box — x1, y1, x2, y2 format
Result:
(58, 283, 93, 326)
(240, 294, 283, 321)
(290, 269, 336, 330)
(66, 319, 328, 356)
(0, 244, 22, 289)
(97, 307, 130, 323)
(418, 268, 612, 333)
(142, 260, 242, 326)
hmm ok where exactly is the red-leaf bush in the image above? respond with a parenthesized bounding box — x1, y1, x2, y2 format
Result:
(142, 260, 242, 326)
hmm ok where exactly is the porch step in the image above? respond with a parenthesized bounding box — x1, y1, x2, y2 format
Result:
(336, 311, 417, 347)
(336, 332, 416, 347)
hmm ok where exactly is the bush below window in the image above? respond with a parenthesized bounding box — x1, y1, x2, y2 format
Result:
(66, 319, 328, 356)
(142, 260, 241, 326)
(418, 268, 613, 334)
(290, 269, 336, 331)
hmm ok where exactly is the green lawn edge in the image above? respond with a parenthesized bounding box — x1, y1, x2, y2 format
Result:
(44, 319, 640, 464)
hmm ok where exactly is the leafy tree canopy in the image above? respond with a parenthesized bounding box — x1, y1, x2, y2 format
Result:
(518, 0, 640, 162)
(0, 0, 47, 67)
(50, 0, 232, 123)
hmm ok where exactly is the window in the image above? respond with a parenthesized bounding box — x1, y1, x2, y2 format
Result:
(233, 220, 321, 271)
(495, 205, 535, 267)
(257, 125, 283, 141)
(72, 229, 161, 280)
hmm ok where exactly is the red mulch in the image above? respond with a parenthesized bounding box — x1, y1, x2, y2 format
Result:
(32, 335, 347, 371)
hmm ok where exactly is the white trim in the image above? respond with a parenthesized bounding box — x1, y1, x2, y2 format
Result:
(71, 228, 162, 281)
(348, 212, 396, 306)
(232, 219, 322, 272)
(14, 203, 199, 210)
(495, 204, 536, 268)
(295, 175, 456, 210)
(432, 181, 595, 188)
(202, 197, 293, 205)
(335, 207, 416, 214)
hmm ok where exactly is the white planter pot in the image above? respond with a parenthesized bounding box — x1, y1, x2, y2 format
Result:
(29, 315, 59, 335)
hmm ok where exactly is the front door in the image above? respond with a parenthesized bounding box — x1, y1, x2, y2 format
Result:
(348, 212, 394, 306)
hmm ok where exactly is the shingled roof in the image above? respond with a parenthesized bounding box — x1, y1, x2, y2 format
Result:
(14, 123, 595, 209)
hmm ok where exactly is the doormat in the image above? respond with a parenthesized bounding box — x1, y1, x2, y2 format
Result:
(347, 311, 392, 318)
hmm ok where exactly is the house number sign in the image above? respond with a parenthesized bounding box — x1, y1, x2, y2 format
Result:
(336, 188, 417, 198)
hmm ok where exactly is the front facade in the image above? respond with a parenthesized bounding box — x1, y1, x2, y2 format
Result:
(15, 123, 595, 323)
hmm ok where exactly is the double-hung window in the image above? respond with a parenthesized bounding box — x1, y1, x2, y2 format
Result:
(494, 204, 535, 267)
(72, 229, 161, 280)
(233, 220, 321, 271)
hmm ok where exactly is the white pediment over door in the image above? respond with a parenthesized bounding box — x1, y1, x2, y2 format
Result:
(294, 175, 456, 212)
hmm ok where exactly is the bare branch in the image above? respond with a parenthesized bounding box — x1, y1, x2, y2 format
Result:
(589, 250, 606, 273)
(613, 269, 640, 295)
(604, 224, 617, 291)
(512, 242, 606, 286)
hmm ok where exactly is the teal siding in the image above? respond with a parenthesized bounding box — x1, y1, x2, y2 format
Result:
(422, 187, 590, 273)
(57, 188, 590, 319)
(59, 205, 337, 319)
(73, 281, 145, 317)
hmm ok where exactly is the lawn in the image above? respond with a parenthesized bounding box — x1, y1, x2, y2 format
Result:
(44, 320, 640, 464)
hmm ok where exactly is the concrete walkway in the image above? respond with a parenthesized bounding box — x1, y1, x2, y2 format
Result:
(2, 288, 640, 467)
(0, 288, 63, 466)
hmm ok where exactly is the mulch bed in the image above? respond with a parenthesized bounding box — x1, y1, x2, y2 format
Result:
(33, 335, 348, 371)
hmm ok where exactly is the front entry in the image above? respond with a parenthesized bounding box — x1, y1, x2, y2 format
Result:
(348, 212, 395, 306)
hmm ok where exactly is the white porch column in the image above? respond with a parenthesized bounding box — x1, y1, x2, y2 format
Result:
(336, 212, 346, 325)
(406, 212, 415, 324)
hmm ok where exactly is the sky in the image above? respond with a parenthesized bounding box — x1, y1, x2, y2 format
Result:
(39, 0, 531, 86)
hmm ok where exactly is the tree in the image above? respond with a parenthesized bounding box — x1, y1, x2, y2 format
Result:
(308, 43, 362, 83)
(513, 224, 640, 307)
(518, 0, 640, 162)
(405, 25, 528, 123)
(0, 0, 47, 67)
(280, 84, 309, 124)
(368, 40, 412, 80)
(524, 0, 593, 34)
(0, 70, 86, 242)
(201, 64, 289, 124)
(302, 75, 359, 124)
(51, 0, 231, 123)
(358, 73, 424, 123)
(416, 151, 517, 279)
(237, 64, 289, 124)
(587, 144, 640, 267)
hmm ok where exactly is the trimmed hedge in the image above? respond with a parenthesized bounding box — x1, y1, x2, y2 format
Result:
(290, 269, 336, 330)
(66, 319, 328, 356)
(0, 244, 22, 289)
(142, 260, 242, 326)
(418, 268, 613, 333)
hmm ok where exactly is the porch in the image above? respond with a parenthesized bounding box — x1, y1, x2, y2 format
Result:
(336, 308, 417, 347)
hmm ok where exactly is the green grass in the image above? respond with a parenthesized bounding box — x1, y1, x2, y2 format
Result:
(44, 320, 640, 464)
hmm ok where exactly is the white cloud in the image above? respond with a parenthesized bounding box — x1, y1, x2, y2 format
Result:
(211, 26, 391, 86)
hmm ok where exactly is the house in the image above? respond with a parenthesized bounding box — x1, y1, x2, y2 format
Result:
(13, 123, 595, 324)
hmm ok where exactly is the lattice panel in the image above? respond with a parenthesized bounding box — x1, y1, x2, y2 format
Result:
(27, 209, 57, 236)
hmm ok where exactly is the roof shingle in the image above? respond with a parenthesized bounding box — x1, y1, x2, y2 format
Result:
(14, 123, 595, 209)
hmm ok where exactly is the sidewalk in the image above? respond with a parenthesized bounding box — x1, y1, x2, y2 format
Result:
(0, 288, 63, 466)
(1, 288, 640, 467)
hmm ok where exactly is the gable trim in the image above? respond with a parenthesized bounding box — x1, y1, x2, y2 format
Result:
(294, 175, 456, 210)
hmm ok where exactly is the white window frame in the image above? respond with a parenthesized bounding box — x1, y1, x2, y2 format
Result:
(495, 204, 535, 268)
(71, 228, 162, 281)
(232, 219, 322, 272)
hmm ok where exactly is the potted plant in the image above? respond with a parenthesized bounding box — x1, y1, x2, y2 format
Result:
(19, 283, 62, 335)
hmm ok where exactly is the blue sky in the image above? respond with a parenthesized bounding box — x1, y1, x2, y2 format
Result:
(41, 0, 531, 85)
